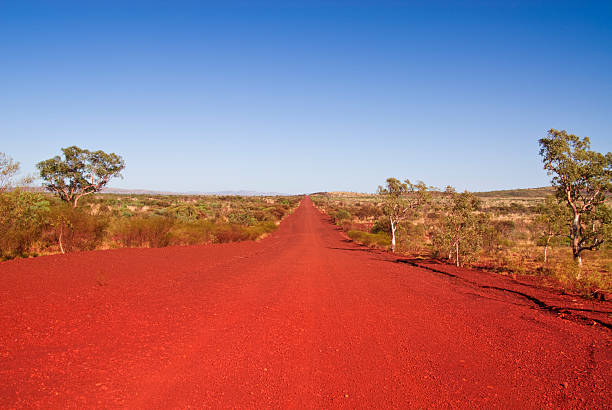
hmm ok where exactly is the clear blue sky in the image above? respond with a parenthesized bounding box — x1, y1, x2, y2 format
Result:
(1, 1, 611, 194)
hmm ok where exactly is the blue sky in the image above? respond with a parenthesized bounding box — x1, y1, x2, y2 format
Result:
(1, 1, 611, 193)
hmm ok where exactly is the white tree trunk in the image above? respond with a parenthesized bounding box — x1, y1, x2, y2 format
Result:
(390, 216, 396, 252)
(455, 241, 459, 267)
(58, 226, 65, 254)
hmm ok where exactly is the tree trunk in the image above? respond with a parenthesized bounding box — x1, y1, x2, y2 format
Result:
(571, 213, 581, 266)
(390, 216, 396, 252)
(544, 236, 551, 264)
(58, 226, 65, 254)
(455, 241, 459, 267)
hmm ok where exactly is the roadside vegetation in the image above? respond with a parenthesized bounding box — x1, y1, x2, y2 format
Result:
(0, 149, 301, 261)
(313, 130, 611, 297)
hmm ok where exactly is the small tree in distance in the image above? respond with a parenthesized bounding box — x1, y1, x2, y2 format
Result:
(432, 188, 488, 267)
(0, 153, 33, 191)
(539, 129, 612, 266)
(37, 146, 125, 207)
(533, 195, 568, 264)
(1, 153, 20, 192)
(377, 177, 431, 252)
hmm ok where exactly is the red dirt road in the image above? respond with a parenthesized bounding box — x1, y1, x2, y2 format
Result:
(1, 198, 611, 408)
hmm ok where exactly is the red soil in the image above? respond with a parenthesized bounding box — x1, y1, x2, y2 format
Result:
(1, 197, 610, 408)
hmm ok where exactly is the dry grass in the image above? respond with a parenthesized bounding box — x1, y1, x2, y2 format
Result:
(312, 191, 611, 296)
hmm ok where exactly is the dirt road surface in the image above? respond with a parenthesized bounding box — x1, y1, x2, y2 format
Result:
(1, 198, 610, 408)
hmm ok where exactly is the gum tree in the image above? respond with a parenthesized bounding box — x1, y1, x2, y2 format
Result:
(37, 146, 125, 207)
(377, 177, 431, 252)
(539, 129, 612, 266)
(0, 153, 32, 191)
(432, 188, 488, 267)
(533, 195, 568, 264)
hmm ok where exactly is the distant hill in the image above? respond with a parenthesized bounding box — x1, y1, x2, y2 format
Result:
(316, 187, 557, 199)
(15, 186, 563, 199)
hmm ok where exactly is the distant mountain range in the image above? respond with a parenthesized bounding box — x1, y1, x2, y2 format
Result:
(14, 186, 571, 198)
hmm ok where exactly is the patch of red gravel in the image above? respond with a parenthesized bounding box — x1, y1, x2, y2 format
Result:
(1, 197, 610, 408)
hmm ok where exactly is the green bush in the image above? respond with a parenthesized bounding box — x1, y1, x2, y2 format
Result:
(347, 230, 391, 248)
(371, 217, 391, 234)
(0, 191, 50, 259)
(213, 221, 277, 243)
(332, 209, 351, 224)
(169, 220, 214, 245)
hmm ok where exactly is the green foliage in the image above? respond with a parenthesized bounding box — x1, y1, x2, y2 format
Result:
(532, 195, 569, 262)
(539, 129, 612, 262)
(212, 221, 277, 243)
(333, 209, 351, 223)
(347, 230, 391, 248)
(431, 190, 488, 266)
(228, 212, 257, 226)
(378, 177, 432, 252)
(164, 202, 205, 222)
(0, 191, 50, 259)
(37, 146, 125, 207)
(371, 217, 391, 234)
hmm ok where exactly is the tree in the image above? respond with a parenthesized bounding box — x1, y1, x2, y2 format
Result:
(37, 146, 125, 207)
(533, 195, 568, 264)
(0, 152, 22, 192)
(539, 129, 612, 266)
(432, 188, 488, 267)
(377, 177, 431, 252)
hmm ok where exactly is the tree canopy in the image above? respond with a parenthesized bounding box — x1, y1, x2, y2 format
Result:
(0, 152, 21, 192)
(539, 129, 612, 264)
(37, 146, 125, 207)
(377, 177, 431, 252)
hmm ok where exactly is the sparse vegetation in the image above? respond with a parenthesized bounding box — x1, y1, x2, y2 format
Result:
(311, 131, 611, 296)
(0, 181, 302, 260)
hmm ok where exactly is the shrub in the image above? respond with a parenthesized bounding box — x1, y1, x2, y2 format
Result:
(110, 216, 174, 248)
(213, 221, 277, 243)
(347, 230, 391, 248)
(371, 217, 391, 234)
(213, 224, 252, 243)
(353, 204, 382, 219)
(228, 212, 257, 226)
(47, 204, 108, 252)
(332, 209, 351, 224)
(169, 220, 214, 245)
(0, 191, 50, 259)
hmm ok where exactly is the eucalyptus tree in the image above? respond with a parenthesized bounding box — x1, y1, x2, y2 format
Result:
(533, 195, 568, 264)
(37, 146, 125, 207)
(539, 129, 612, 266)
(432, 188, 488, 267)
(0, 152, 23, 191)
(377, 177, 431, 252)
